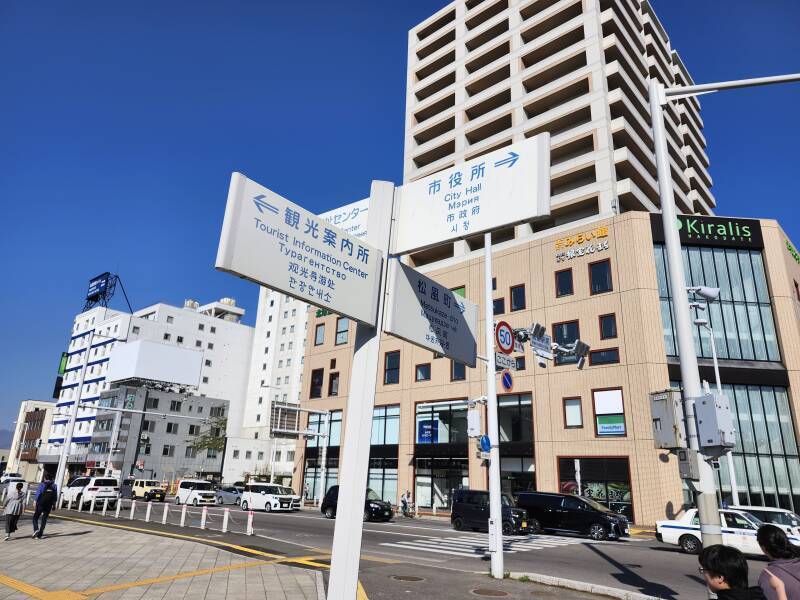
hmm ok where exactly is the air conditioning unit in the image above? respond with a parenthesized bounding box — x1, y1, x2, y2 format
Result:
(140, 434, 150, 442)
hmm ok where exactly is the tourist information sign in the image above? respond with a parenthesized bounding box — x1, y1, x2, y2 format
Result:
(216, 173, 383, 326)
(392, 134, 550, 254)
(384, 261, 479, 367)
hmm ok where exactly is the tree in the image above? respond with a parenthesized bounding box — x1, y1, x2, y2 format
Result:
(190, 417, 226, 453)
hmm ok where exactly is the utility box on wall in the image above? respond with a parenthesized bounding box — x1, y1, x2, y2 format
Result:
(650, 389, 686, 449)
(677, 448, 701, 481)
(695, 393, 736, 455)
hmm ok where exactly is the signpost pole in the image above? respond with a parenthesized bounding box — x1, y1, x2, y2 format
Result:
(483, 232, 504, 579)
(327, 181, 395, 600)
(318, 412, 330, 507)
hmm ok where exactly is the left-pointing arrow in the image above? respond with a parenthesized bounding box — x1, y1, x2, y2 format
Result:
(253, 195, 279, 214)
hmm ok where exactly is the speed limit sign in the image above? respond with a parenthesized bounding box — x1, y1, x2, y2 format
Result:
(495, 320, 514, 354)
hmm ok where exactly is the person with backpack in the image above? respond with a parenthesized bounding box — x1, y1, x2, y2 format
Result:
(32, 478, 58, 539)
(3, 482, 25, 540)
(758, 524, 800, 599)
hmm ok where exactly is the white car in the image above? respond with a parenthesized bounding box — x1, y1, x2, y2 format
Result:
(240, 483, 295, 512)
(732, 505, 800, 537)
(0, 477, 28, 497)
(277, 485, 302, 510)
(174, 479, 216, 506)
(61, 476, 119, 509)
(656, 508, 800, 555)
(1, 472, 22, 484)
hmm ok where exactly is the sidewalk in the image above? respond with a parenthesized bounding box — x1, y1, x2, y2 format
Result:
(0, 516, 323, 600)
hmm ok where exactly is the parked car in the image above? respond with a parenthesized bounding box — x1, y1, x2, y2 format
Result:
(0, 477, 28, 497)
(240, 483, 295, 512)
(451, 489, 529, 535)
(215, 486, 242, 505)
(232, 481, 246, 492)
(174, 479, 216, 506)
(118, 477, 135, 499)
(655, 508, 797, 555)
(277, 486, 302, 510)
(731, 505, 800, 536)
(60, 476, 119, 509)
(130, 479, 165, 502)
(0, 472, 22, 484)
(514, 491, 629, 541)
(320, 485, 394, 522)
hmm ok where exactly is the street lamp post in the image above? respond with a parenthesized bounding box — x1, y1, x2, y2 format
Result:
(650, 71, 800, 550)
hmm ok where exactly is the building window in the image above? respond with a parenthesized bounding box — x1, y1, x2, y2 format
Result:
(166, 316, 174, 324)
(555, 269, 573, 297)
(553, 320, 580, 365)
(328, 372, 340, 396)
(142, 420, 155, 433)
(170, 400, 182, 412)
(589, 348, 620, 365)
(208, 342, 214, 350)
(245, 450, 252, 460)
(563, 397, 583, 428)
(185, 447, 197, 458)
(146, 398, 159, 409)
(306, 410, 343, 448)
(142, 444, 151, 455)
(163, 333, 171, 341)
(256, 451, 263, 461)
(202, 376, 209, 383)
(256, 414, 261, 422)
(205, 359, 212, 367)
(196, 340, 202, 348)
(335, 318, 349, 345)
(493, 298, 505, 315)
(589, 259, 613, 294)
(198, 324, 205, 331)
(416, 400, 468, 444)
(795, 280, 800, 302)
(492, 277, 497, 291)
(371, 405, 400, 445)
(510, 285, 526, 311)
(599, 314, 617, 339)
(166, 422, 179, 434)
(188, 424, 199, 435)
(451, 285, 466, 297)
(314, 324, 325, 346)
(415, 363, 431, 382)
(384, 351, 400, 385)
(515, 356, 526, 371)
(210, 326, 216, 334)
(592, 388, 625, 436)
(162, 445, 175, 457)
(498, 394, 533, 442)
(287, 450, 295, 462)
(451, 360, 466, 381)
(233, 450, 240, 459)
(559, 457, 633, 520)
(177, 336, 184, 344)
(132, 326, 140, 334)
(310, 369, 324, 398)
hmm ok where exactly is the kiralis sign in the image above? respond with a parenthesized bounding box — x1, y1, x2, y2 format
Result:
(392, 134, 550, 254)
(384, 261, 479, 367)
(216, 173, 383, 326)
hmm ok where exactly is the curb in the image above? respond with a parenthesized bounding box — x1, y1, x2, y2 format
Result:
(508, 572, 660, 600)
(314, 571, 326, 600)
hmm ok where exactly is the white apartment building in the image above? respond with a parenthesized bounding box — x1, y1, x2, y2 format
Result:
(42, 298, 254, 475)
(403, 0, 713, 268)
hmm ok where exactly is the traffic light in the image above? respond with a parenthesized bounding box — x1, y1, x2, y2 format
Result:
(531, 322, 546, 339)
(514, 329, 530, 343)
(573, 339, 590, 370)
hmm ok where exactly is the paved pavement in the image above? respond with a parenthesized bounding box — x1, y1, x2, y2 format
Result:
(0, 516, 322, 600)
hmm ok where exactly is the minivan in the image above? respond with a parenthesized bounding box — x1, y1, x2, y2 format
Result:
(514, 492, 629, 540)
(321, 485, 394, 522)
(450, 489, 529, 535)
(174, 479, 216, 506)
(240, 483, 294, 512)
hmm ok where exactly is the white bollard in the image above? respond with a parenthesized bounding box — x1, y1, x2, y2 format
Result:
(26, 490, 31, 506)
(162, 503, 169, 525)
(68, 497, 73, 511)
(180, 504, 187, 527)
(432, 504, 437, 517)
(115, 500, 122, 519)
(247, 511, 254, 536)
(1, 488, 6, 502)
(89, 498, 95, 514)
(222, 508, 229, 533)
(102, 498, 109, 516)
(77, 497, 83, 512)
(129, 500, 136, 520)
(200, 506, 208, 529)
(145, 502, 152, 523)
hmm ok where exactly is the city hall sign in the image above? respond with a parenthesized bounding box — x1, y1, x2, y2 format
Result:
(651, 214, 763, 249)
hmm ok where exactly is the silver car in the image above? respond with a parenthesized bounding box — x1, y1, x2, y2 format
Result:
(215, 485, 242, 505)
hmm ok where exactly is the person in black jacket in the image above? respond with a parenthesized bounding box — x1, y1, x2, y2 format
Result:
(31, 479, 58, 539)
(699, 545, 766, 599)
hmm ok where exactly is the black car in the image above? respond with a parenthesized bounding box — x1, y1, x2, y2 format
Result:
(321, 485, 394, 522)
(450, 489, 529, 535)
(514, 492, 629, 540)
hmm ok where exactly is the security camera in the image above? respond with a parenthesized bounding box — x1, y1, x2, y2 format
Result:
(537, 358, 547, 369)
(688, 286, 720, 302)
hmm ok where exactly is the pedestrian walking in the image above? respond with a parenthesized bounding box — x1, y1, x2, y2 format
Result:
(3, 482, 25, 540)
(304, 483, 310, 501)
(32, 478, 58, 539)
(699, 544, 767, 599)
(758, 524, 800, 600)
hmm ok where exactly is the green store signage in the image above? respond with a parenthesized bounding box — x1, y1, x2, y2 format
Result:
(650, 214, 763, 249)
(787, 240, 800, 264)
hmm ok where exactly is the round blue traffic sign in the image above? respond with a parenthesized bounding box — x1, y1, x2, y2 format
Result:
(479, 435, 491, 453)
(501, 370, 513, 391)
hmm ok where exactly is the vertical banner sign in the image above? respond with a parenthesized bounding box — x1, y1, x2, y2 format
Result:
(215, 173, 383, 326)
(384, 261, 479, 367)
(392, 134, 551, 254)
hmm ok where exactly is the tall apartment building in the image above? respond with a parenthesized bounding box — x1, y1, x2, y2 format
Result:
(292, 0, 800, 525)
(40, 298, 253, 480)
(7, 400, 55, 481)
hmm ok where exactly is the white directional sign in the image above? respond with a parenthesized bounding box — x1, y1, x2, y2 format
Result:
(384, 261, 479, 367)
(216, 173, 383, 326)
(392, 134, 550, 254)
(319, 198, 369, 240)
(531, 334, 554, 361)
(494, 352, 517, 371)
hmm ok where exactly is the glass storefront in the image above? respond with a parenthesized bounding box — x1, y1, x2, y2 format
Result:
(415, 457, 468, 509)
(368, 458, 398, 503)
(498, 394, 535, 495)
(415, 400, 468, 445)
(302, 457, 338, 500)
(559, 457, 633, 520)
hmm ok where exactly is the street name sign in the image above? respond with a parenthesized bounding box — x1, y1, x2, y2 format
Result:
(531, 334, 554, 361)
(392, 134, 550, 254)
(384, 261, 479, 367)
(494, 352, 516, 371)
(216, 173, 383, 326)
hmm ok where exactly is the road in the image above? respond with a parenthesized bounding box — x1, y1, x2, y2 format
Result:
(69, 498, 772, 599)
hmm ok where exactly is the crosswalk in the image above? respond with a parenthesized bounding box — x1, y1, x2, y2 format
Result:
(380, 531, 596, 558)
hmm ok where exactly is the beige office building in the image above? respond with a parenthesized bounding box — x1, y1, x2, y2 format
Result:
(291, 0, 800, 526)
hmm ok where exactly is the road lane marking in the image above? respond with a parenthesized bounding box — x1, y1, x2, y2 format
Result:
(0, 573, 86, 600)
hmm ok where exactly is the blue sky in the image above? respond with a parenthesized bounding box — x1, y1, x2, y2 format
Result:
(1, 0, 799, 426)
